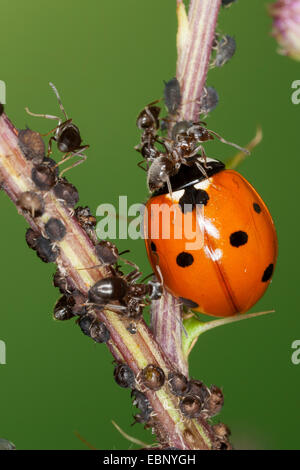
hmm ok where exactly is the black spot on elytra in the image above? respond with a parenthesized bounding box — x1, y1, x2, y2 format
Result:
(262, 263, 274, 282)
(179, 297, 199, 309)
(230, 231, 248, 247)
(179, 186, 209, 213)
(176, 252, 194, 267)
(150, 241, 157, 252)
(253, 202, 261, 214)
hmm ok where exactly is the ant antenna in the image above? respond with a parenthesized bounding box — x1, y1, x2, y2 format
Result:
(208, 129, 250, 155)
(49, 82, 68, 120)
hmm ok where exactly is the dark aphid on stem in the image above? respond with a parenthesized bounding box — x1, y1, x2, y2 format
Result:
(140, 364, 165, 391)
(179, 396, 202, 419)
(90, 321, 110, 343)
(53, 294, 75, 321)
(200, 86, 219, 115)
(213, 422, 231, 441)
(53, 268, 77, 295)
(163, 77, 181, 114)
(53, 179, 79, 208)
(168, 372, 190, 397)
(45, 217, 66, 242)
(0, 103, 4, 117)
(25, 82, 89, 177)
(95, 240, 119, 266)
(222, 0, 237, 7)
(18, 128, 45, 165)
(127, 322, 137, 334)
(18, 191, 45, 218)
(131, 389, 153, 424)
(25, 228, 40, 251)
(187, 379, 209, 402)
(204, 385, 224, 417)
(35, 235, 59, 263)
(32, 163, 57, 191)
(78, 314, 94, 336)
(215, 35, 236, 67)
(114, 364, 136, 389)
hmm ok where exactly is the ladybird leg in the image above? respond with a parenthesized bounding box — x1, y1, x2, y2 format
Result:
(207, 129, 250, 155)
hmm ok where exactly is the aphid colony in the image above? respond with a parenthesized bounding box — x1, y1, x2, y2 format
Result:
(112, 363, 230, 450)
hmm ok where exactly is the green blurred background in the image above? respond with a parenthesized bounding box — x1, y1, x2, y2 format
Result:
(0, 0, 298, 450)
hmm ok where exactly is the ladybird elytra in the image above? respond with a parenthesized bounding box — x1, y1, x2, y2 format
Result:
(144, 159, 278, 317)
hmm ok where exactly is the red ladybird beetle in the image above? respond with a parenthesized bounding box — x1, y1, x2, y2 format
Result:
(144, 158, 278, 317)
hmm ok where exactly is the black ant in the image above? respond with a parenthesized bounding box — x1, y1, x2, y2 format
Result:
(25, 82, 89, 177)
(147, 119, 250, 194)
(88, 268, 162, 319)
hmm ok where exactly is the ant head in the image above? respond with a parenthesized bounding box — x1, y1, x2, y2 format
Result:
(57, 123, 82, 153)
(137, 105, 160, 131)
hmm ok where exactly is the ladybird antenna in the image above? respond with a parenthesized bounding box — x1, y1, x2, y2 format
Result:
(49, 82, 68, 120)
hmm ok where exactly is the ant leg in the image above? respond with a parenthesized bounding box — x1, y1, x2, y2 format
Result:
(195, 159, 209, 179)
(207, 129, 250, 155)
(47, 136, 56, 157)
(49, 82, 68, 120)
(57, 145, 89, 178)
(137, 161, 148, 172)
(166, 176, 174, 202)
(125, 268, 142, 283)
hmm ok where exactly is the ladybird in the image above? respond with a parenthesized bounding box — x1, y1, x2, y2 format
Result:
(144, 159, 278, 317)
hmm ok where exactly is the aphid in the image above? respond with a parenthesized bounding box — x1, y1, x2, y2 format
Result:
(215, 35, 236, 67)
(78, 314, 109, 342)
(168, 372, 190, 397)
(0, 103, 4, 117)
(53, 268, 77, 295)
(90, 321, 110, 343)
(53, 295, 75, 321)
(204, 385, 224, 417)
(126, 322, 137, 334)
(187, 379, 209, 402)
(140, 364, 165, 391)
(145, 157, 277, 317)
(44, 217, 66, 242)
(164, 77, 181, 115)
(131, 389, 153, 424)
(114, 364, 136, 388)
(74, 206, 97, 243)
(25, 228, 40, 251)
(179, 396, 202, 419)
(213, 423, 231, 441)
(18, 191, 45, 218)
(53, 178, 79, 208)
(95, 240, 119, 265)
(35, 235, 59, 263)
(199, 86, 219, 115)
(25, 82, 89, 176)
(32, 163, 57, 191)
(222, 0, 236, 6)
(18, 128, 45, 165)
